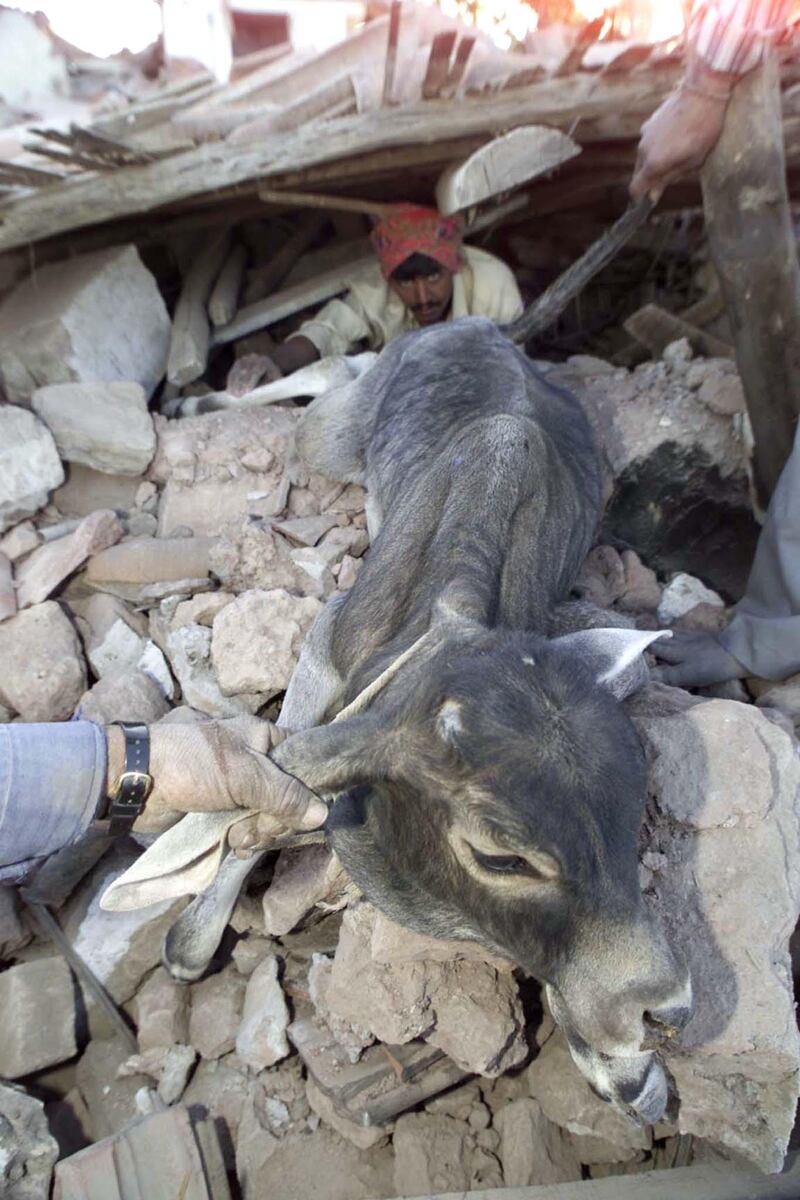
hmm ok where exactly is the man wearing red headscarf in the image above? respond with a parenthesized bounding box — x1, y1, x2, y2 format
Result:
(227, 203, 523, 394)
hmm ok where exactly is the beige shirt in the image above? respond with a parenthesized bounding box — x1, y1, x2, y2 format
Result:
(292, 245, 524, 359)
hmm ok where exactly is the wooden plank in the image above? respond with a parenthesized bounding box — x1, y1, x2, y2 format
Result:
(208, 241, 247, 326)
(701, 53, 800, 505)
(386, 1152, 800, 1199)
(54, 1107, 231, 1200)
(382, 0, 402, 106)
(242, 212, 326, 305)
(0, 70, 682, 253)
(213, 254, 373, 344)
(624, 303, 734, 360)
(167, 229, 232, 385)
(436, 125, 580, 215)
(439, 34, 477, 100)
(258, 187, 392, 216)
(422, 31, 457, 100)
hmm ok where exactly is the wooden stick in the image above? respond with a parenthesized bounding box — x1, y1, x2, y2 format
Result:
(167, 229, 232, 385)
(382, 0, 402, 107)
(624, 303, 734, 360)
(701, 53, 800, 504)
(506, 197, 655, 344)
(258, 187, 393, 217)
(208, 240, 247, 326)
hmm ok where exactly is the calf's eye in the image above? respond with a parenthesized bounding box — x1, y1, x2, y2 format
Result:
(472, 849, 535, 875)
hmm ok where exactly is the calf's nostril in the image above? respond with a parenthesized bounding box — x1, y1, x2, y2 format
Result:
(643, 1002, 692, 1042)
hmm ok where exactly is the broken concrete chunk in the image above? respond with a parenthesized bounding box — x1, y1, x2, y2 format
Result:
(236, 1120, 393, 1200)
(698, 368, 746, 416)
(208, 517, 304, 594)
(370, 911, 514, 972)
(617, 548, 662, 614)
(262, 845, 340, 938)
(166, 623, 264, 716)
(0, 520, 40, 563)
(15, 509, 123, 609)
(392, 1113, 471, 1197)
(77, 667, 171, 724)
(235, 955, 291, 1071)
(0, 958, 76, 1078)
(635, 699, 800, 1170)
(657, 572, 725, 623)
(189, 969, 246, 1059)
(756, 674, 800, 732)
(64, 852, 187, 1006)
(0, 551, 15, 622)
(0, 245, 170, 405)
(171, 590, 235, 629)
(0, 406, 64, 534)
(132, 966, 189, 1052)
(117, 1044, 197, 1106)
(52, 464, 142, 519)
(288, 546, 337, 598)
(182, 1056, 251, 1151)
(75, 1036, 151, 1143)
(495, 1097, 583, 1187)
(0, 601, 86, 720)
(527, 1032, 651, 1153)
(324, 904, 526, 1077)
(274, 514, 338, 547)
(86, 536, 215, 585)
(32, 382, 156, 476)
(211, 588, 322, 699)
(0, 1081, 59, 1200)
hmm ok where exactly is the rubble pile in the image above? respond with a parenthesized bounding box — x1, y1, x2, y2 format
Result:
(1, 242, 800, 1199)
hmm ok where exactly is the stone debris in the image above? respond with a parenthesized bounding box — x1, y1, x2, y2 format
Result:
(657, 571, 726, 624)
(0, 1081, 59, 1200)
(0, 601, 86, 721)
(0, 551, 16, 622)
(0, 958, 76, 1078)
(2, 310, 800, 1196)
(189, 968, 247, 1060)
(235, 955, 291, 1071)
(0, 245, 170, 405)
(211, 588, 322, 698)
(14, 509, 123, 609)
(31, 382, 156, 476)
(0, 407, 64, 534)
(77, 667, 171, 724)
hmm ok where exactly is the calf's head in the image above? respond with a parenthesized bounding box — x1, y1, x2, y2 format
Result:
(274, 626, 691, 1122)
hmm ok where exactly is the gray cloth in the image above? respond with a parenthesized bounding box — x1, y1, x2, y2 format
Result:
(721, 418, 800, 680)
(0, 721, 106, 883)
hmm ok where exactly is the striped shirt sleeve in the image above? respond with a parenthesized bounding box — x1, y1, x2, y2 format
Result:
(690, 0, 794, 74)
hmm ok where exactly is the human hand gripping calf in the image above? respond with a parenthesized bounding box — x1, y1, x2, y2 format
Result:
(107, 716, 328, 854)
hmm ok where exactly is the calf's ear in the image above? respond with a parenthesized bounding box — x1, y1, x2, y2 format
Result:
(271, 713, 395, 795)
(551, 628, 671, 700)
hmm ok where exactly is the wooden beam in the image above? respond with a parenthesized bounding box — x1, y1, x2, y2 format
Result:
(258, 187, 393, 217)
(624, 303, 734, 361)
(208, 240, 247, 326)
(422, 31, 457, 100)
(701, 54, 800, 504)
(382, 0, 402, 106)
(435, 125, 581, 215)
(213, 254, 373, 344)
(167, 229, 232, 385)
(0, 70, 682, 253)
(242, 212, 326, 305)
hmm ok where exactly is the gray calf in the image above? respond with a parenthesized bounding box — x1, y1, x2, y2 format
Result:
(167, 317, 690, 1122)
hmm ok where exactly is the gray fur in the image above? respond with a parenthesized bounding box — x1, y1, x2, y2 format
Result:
(276, 318, 691, 1122)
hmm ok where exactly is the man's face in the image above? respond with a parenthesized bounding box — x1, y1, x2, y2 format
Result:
(389, 264, 455, 326)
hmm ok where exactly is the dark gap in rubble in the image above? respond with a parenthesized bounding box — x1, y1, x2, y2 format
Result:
(602, 444, 760, 600)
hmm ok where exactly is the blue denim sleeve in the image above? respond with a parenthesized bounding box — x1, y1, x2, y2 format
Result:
(0, 721, 107, 883)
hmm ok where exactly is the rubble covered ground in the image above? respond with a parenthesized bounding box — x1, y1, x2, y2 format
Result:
(2, 4, 800, 1199)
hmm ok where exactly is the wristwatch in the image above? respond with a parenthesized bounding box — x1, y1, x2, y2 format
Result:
(96, 723, 154, 836)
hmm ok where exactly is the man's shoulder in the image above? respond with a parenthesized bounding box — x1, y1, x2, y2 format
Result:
(462, 244, 517, 282)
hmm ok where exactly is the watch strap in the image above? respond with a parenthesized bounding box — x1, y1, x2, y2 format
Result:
(108, 723, 153, 837)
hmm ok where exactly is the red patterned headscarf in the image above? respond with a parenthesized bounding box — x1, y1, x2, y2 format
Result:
(370, 203, 464, 279)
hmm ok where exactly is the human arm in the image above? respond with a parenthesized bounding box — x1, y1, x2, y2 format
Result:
(225, 290, 370, 396)
(631, 0, 794, 201)
(0, 718, 327, 883)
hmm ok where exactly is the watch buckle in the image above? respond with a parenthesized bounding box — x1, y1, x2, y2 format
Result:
(113, 770, 154, 803)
